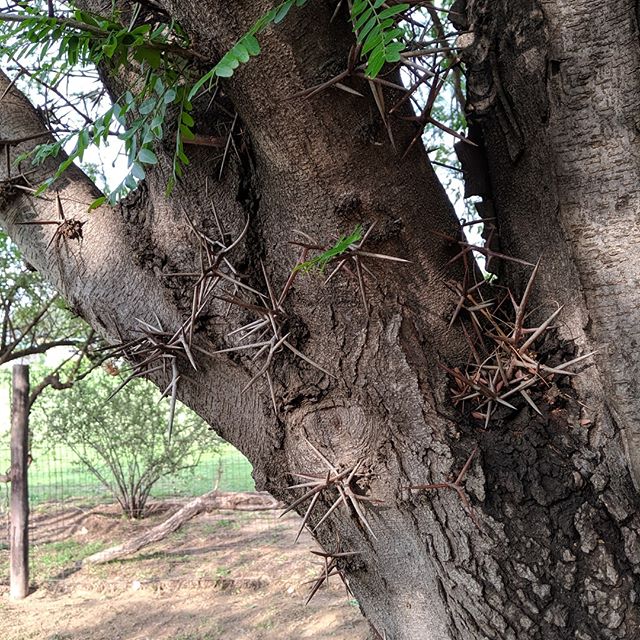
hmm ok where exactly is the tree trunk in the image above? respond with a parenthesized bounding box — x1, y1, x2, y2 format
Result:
(1, 1, 640, 638)
(9, 364, 29, 600)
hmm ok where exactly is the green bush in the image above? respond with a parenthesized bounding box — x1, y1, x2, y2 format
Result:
(33, 368, 220, 518)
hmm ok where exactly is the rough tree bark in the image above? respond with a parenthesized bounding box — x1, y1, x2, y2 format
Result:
(1, 1, 639, 638)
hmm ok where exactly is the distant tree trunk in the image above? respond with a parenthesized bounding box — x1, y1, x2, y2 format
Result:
(1, 1, 640, 637)
(9, 364, 29, 600)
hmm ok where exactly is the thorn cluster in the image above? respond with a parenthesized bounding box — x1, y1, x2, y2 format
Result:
(17, 191, 85, 250)
(286, 5, 466, 155)
(409, 447, 481, 530)
(282, 438, 379, 542)
(304, 548, 360, 605)
(442, 238, 595, 428)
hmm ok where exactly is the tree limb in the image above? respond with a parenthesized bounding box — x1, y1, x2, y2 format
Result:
(82, 491, 282, 565)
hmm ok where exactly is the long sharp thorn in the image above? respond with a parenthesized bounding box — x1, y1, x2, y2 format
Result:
(520, 389, 542, 415)
(283, 340, 335, 378)
(295, 491, 321, 542)
(208, 341, 271, 355)
(348, 493, 376, 539)
(455, 447, 478, 484)
(280, 484, 325, 517)
(353, 250, 410, 263)
(305, 438, 338, 474)
(519, 306, 564, 352)
(312, 493, 347, 533)
(514, 258, 541, 338)
(324, 258, 348, 284)
(261, 260, 278, 309)
(167, 359, 179, 441)
(266, 370, 277, 416)
(354, 258, 369, 315)
(180, 335, 198, 370)
(552, 351, 598, 372)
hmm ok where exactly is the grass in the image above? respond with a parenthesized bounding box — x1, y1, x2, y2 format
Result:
(0, 442, 254, 507)
(0, 539, 105, 584)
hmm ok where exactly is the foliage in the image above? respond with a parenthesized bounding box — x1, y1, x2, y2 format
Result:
(0, 0, 195, 201)
(0, 229, 93, 365)
(33, 368, 221, 518)
(294, 225, 363, 273)
(0, 0, 418, 202)
(351, 0, 409, 77)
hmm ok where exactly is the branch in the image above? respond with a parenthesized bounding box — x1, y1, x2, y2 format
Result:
(0, 294, 62, 366)
(1, 339, 81, 365)
(28, 373, 72, 407)
(0, 12, 205, 61)
(28, 330, 100, 407)
(82, 491, 282, 565)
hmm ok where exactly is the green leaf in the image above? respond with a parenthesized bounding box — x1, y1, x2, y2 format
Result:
(215, 64, 235, 78)
(181, 112, 195, 127)
(138, 148, 158, 164)
(164, 89, 177, 104)
(134, 45, 162, 69)
(230, 42, 250, 64)
(179, 125, 195, 141)
(88, 196, 107, 211)
(366, 50, 385, 78)
(362, 31, 382, 56)
(188, 69, 215, 101)
(132, 162, 146, 180)
(294, 226, 363, 273)
(377, 4, 409, 20)
(274, 1, 294, 24)
(357, 16, 378, 43)
(354, 8, 374, 30)
(243, 35, 260, 56)
(125, 174, 138, 190)
(139, 98, 157, 115)
(352, 0, 369, 17)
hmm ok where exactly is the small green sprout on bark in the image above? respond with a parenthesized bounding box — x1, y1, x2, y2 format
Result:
(293, 225, 364, 274)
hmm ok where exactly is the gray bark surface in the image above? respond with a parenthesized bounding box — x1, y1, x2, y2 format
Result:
(1, 1, 640, 638)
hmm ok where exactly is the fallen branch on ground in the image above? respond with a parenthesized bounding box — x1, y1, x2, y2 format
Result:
(82, 491, 282, 565)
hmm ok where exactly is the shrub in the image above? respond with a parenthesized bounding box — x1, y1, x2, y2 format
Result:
(34, 368, 220, 518)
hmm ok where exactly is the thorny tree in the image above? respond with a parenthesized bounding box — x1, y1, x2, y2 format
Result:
(1, 1, 639, 639)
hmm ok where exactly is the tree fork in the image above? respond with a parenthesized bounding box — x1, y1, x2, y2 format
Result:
(2, 1, 640, 638)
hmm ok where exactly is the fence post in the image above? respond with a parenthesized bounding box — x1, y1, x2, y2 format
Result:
(10, 364, 29, 600)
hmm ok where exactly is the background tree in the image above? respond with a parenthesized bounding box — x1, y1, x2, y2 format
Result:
(33, 368, 220, 518)
(1, 2, 639, 639)
(0, 230, 96, 368)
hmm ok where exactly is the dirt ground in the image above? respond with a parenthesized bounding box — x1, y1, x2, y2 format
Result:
(0, 501, 370, 639)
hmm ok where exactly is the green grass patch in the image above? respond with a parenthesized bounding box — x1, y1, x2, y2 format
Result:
(0, 539, 105, 583)
(31, 539, 105, 580)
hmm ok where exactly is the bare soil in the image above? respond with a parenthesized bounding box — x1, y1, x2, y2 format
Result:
(0, 501, 369, 639)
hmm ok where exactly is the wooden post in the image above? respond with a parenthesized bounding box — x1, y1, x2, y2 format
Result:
(9, 364, 29, 600)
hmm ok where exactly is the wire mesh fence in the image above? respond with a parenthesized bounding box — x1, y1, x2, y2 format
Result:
(0, 440, 255, 508)
(0, 433, 282, 553)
